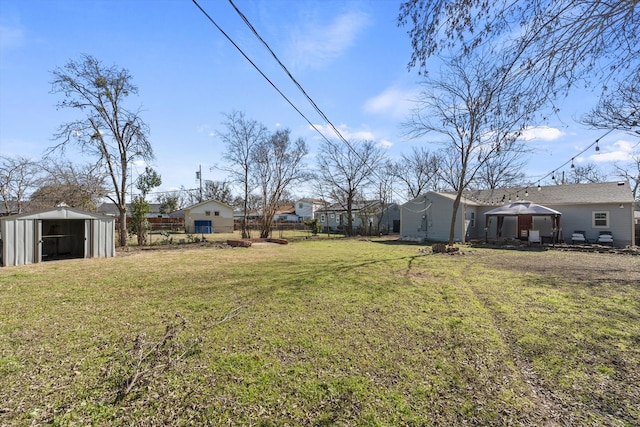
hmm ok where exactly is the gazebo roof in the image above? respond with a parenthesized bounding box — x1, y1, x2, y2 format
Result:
(484, 201, 561, 216)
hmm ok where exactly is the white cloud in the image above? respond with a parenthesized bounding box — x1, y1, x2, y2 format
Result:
(289, 10, 370, 69)
(311, 123, 373, 141)
(519, 126, 565, 141)
(309, 123, 390, 147)
(0, 24, 25, 50)
(588, 138, 638, 163)
(377, 139, 393, 149)
(363, 86, 420, 120)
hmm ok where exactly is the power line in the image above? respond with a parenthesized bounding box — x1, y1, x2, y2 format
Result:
(197, 0, 407, 202)
(191, 0, 335, 149)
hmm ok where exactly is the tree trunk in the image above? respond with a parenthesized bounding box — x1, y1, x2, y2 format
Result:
(448, 191, 463, 246)
(118, 207, 128, 247)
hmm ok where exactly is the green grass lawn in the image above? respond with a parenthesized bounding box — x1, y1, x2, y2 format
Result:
(1, 239, 639, 426)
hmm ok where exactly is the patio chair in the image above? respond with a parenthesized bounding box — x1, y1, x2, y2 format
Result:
(597, 231, 613, 246)
(528, 229, 541, 245)
(571, 230, 586, 245)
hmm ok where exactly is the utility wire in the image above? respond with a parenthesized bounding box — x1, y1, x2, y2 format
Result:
(191, 0, 336, 149)
(193, 0, 637, 207)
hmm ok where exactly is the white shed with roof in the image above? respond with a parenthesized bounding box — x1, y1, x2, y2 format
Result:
(0, 207, 115, 267)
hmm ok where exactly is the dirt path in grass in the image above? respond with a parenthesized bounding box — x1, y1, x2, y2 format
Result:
(462, 249, 640, 425)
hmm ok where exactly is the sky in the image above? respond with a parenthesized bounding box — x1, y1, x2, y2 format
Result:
(1, 0, 637, 203)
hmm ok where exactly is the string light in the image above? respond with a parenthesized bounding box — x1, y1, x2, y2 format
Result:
(595, 140, 600, 152)
(570, 158, 575, 168)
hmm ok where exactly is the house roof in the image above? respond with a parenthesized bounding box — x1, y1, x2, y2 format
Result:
(317, 200, 381, 213)
(461, 181, 634, 206)
(275, 205, 296, 215)
(97, 202, 166, 216)
(183, 199, 233, 211)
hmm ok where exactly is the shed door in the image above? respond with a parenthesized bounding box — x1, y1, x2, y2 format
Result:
(518, 215, 533, 240)
(34, 220, 42, 264)
(85, 220, 92, 258)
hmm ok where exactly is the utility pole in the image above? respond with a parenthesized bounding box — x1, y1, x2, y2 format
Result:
(196, 165, 203, 202)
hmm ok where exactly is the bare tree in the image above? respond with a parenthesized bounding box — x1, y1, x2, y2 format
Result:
(253, 129, 309, 238)
(613, 153, 640, 205)
(398, 0, 638, 100)
(0, 155, 40, 214)
(317, 140, 386, 236)
(219, 111, 268, 238)
(567, 162, 606, 184)
(473, 146, 528, 189)
(404, 54, 539, 245)
(49, 54, 153, 246)
(389, 147, 441, 199)
(30, 160, 108, 211)
(581, 70, 640, 135)
(203, 180, 234, 205)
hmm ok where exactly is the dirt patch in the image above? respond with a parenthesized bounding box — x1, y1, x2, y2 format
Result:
(474, 249, 640, 287)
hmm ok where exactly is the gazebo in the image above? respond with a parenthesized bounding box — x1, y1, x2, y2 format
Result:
(484, 201, 562, 244)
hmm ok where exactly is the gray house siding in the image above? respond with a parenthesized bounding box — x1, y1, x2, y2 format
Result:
(402, 182, 635, 246)
(401, 194, 480, 242)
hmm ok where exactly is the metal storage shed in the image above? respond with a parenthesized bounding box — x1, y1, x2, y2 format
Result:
(0, 207, 115, 267)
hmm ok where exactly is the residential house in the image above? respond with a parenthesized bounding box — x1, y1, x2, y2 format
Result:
(183, 199, 234, 233)
(315, 200, 396, 235)
(400, 181, 636, 247)
(295, 198, 325, 221)
(274, 205, 300, 222)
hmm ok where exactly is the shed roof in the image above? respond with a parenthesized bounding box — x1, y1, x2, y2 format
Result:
(0, 206, 113, 221)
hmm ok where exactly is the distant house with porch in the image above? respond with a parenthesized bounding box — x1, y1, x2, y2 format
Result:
(400, 181, 636, 247)
(183, 199, 234, 233)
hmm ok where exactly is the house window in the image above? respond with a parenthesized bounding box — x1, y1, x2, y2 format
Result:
(298, 203, 303, 209)
(330, 213, 335, 218)
(214, 211, 220, 216)
(470, 212, 475, 227)
(592, 211, 609, 228)
(205, 211, 211, 216)
(320, 214, 326, 222)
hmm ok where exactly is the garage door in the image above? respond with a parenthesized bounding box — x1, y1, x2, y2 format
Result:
(194, 220, 212, 234)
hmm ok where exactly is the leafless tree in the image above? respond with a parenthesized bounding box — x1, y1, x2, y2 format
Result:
(203, 180, 234, 205)
(398, 0, 638, 101)
(0, 155, 40, 214)
(317, 140, 386, 236)
(49, 54, 153, 246)
(404, 54, 539, 245)
(219, 111, 268, 238)
(567, 162, 607, 184)
(30, 160, 108, 211)
(581, 70, 640, 136)
(473, 146, 528, 189)
(613, 153, 640, 205)
(389, 147, 441, 199)
(253, 129, 309, 238)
